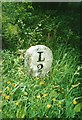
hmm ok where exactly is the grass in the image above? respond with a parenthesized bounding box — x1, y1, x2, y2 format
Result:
(1, 44, 81, 119)
(1, 2, 82, 119)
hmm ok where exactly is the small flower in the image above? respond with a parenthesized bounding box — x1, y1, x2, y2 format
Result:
(62, 88, 64, 90)
(12, 84, 16, 87)
(73, 100, 77, 105)
(43, 94, 47, 97)
(40, 81, 44, 85)
(47, 104, 51, 108)
(7, 81, 11, 84)
(15, 102, 19, 106)
(1, 93, 6, 97)
(37, 95, 41, 99)
(52, 98, 56, 101)
(5, 95, 10, 100)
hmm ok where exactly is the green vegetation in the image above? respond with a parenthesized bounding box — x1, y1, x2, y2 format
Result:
(1, 2, 82, 119)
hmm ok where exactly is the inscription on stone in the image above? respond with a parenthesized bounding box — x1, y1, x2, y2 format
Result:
(37, 52, 45, 62)
(24, 45, 53, 77)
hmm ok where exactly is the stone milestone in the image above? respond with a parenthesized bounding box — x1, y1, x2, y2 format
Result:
(24, 45, 53, 77)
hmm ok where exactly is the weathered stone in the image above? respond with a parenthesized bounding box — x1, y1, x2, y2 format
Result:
(24, 45, 53, 77)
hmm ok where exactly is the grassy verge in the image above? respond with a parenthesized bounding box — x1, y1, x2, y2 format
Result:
(1, 44, 82, 118)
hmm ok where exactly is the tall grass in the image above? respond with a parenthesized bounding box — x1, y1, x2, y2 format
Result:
(1, 44, 81, 119)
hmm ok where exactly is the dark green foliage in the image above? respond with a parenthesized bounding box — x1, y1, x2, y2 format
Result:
(2, 2, 80, 51)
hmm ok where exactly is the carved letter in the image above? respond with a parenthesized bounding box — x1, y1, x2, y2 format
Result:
(37, 52, 45, 62)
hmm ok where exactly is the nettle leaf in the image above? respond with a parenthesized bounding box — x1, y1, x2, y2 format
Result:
(74, 103, 82, 112)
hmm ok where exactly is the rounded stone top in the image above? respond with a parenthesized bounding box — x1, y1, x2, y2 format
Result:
(24, 45, 53, 78)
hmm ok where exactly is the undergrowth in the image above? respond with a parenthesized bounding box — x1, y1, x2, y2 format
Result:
(1, 2, 82, 119)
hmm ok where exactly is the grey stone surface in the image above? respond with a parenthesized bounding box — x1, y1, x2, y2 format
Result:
(24, 45, 53, 77)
